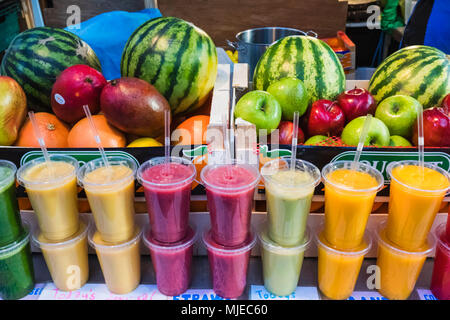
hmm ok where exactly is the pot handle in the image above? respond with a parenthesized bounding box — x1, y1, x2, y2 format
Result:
(226, 40, 247, 55)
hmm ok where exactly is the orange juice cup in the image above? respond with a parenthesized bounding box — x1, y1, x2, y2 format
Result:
(386, 160, 449, 251)
(32, 218, 90, 291)
(322, 161, 383, 249)
(316, 229, 372, 300)
(376, 221, 435, 300)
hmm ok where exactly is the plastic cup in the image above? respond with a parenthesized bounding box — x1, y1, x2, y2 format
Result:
(316, 229, 372, 300)
(78, 156, 137, 243)
(430, 223, 450, 300)
(0, 223, 35, 300)
(0, 160, 24, 246)
(143, 225, 196, 296)
(258, 225, 311, 296)
(262, 157, 320, 247)
(32, 218, 89, 291)
(446, 213, 450, 243)
(89, 224, 142, 295)
(386, 160, 449, 251)
(203, 229, 256, 299)
(17, 155, 80, 241)
(322, 161, 383, 250)
(201, 161, 260, 247)
(376, 220, 435, 300)
(137, 157, 196, 244)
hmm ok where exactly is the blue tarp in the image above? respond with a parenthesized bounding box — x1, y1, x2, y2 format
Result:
(65, 9, 162, 80)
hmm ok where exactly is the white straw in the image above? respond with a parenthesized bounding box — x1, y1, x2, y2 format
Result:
(83, 105, 110, 168)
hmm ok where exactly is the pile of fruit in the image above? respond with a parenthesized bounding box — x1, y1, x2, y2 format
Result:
(0, 17, 216, 148)
(235, 38, 450, 147)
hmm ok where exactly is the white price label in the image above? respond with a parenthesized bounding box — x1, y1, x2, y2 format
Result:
(347, 291, 388, 300)
(250, 285, 319, 300)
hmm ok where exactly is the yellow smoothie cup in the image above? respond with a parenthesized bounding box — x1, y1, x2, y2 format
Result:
(386, 160, 449, 251)
(78, 157, 137, 244)
(18, 155, 80, 241)
(322, 161, 383, 250)
(376, 220, 435, 300)
(32, 217, 89, 291)
(316, 228, 372, 300)
(89, 224, 142, 295)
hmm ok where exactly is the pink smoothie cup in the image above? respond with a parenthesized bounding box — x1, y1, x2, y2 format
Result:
(203, 229, 256, 299)
(201, 162, 260, 247)
(143, 224, 197, 296)
(137, 157, 196, 244)
(430, 223, 450, 300)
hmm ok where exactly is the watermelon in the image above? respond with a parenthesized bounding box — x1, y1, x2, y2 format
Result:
(0, 27, 101, 112)
(253, 36, 345, 104)
(369, 45, 450, 109)
(121, 17, 218, 115)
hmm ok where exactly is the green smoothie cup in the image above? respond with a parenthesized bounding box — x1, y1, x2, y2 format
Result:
(0, 223, 35, 300)
(0, 160, 24, 247)
(259, 226, 311, 296)
(261, 157, 321, 247)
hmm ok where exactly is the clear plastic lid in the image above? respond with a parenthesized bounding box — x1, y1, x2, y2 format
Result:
(201, 160, 260, 192)
(32, 216, 90, 249)
(435, 223, 450, 253)
(322, 160, 384, 193)
(77, 156, 137, 188)
(88, 224, 142, 251)
(315, 226, 372, 256)
(261, 156, 321, 189)
(0, 160, 17, 188)
(0, 221, 30, 258)
(387, 160, 450, 194)
(376, 220, 436, 256)
(142, 224, 197, 252)
(137, 156, 196, 187)
(17, 154, 79, 188)
(258, 224, 311, 254)
(202, 228, 257, 255)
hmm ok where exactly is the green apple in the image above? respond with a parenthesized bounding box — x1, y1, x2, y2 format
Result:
(389, 135, 412, 147)
(375, 95, 421, 138)
(341, 116, 391, 146)
(234, 90, 282, 136)
(267, 77, 309, 120)
(304, 135, 339, 146)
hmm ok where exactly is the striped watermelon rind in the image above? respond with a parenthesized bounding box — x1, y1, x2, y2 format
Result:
(121, 17, 218, 115)
(369, 45, 450, 109)
(0, 27, 101, 112)
(253, 35, 345, 104)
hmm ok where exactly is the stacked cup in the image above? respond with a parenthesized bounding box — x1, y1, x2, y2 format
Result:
(18, 155, 88, 292)
(259, 157, 320, 297)
(318, 161, 384, 300)
(430, 213, 450, 300)
(138, 157, 197, 296)
(0, 160, 35, 300)
(78, 156, 141, 295)
(376, 161, 449, 300)
(201, 161, 260, 299)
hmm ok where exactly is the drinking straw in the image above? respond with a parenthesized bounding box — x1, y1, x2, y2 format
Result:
(165, 109, 171, 164)
(351, 114, 373, 171)
(290, 111, 300, 172)
(222, 113, 233, 179)
(417, 104, 425, 176)
(28, 111, 54, 177)
(83, 105, 110, 168)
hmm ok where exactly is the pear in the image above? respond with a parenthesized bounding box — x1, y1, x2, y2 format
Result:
(0, 76, 27, 145)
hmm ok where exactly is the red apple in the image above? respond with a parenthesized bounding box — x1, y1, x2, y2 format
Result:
(337, 87, 376, 122)
(306, 99, 345, 137)
(442, 93, 450, 110)
(278, 121, 305, 145)
(412, 106, 450, 147)
(51, 65, 107, 123)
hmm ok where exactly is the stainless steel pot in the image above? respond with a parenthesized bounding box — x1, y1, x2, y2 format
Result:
(228, 27, 318, 79)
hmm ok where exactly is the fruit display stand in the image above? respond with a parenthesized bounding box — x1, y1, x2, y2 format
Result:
(6, 61, 448, 301)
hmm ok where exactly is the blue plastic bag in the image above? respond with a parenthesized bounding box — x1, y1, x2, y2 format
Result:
(65, 9, 162, 80)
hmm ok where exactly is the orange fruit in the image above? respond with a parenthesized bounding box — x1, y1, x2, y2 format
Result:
(15, 112, 69, 148)
(174, 115, 210, 145)
(68, 115, 126, 148)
